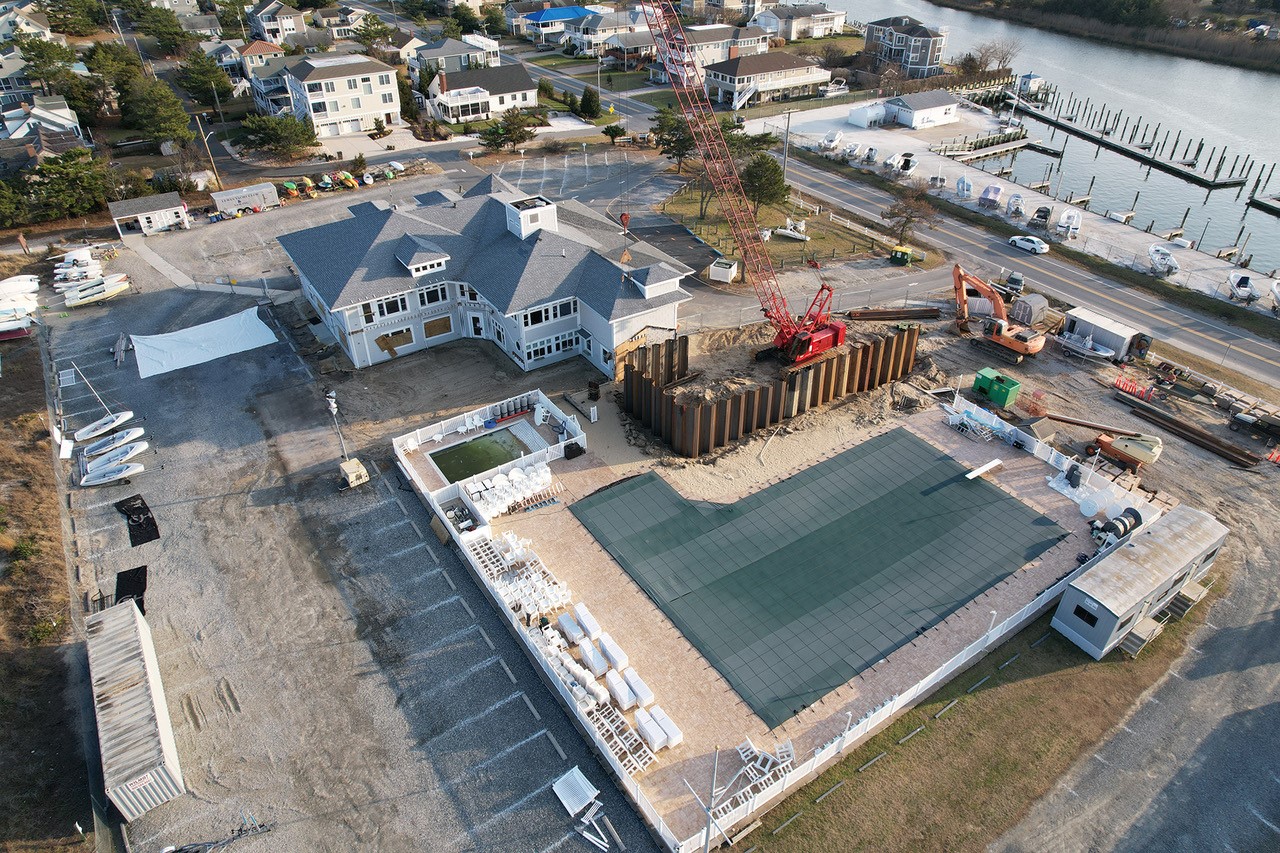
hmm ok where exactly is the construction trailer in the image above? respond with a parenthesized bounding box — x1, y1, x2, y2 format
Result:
(1052, 505, 1228, 660)
(86, 600, 186, 821)
(210, 182, 281, 217)
(1062, 307, 1152, 363)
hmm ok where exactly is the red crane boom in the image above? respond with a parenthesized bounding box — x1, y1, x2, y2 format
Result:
(639, 1, 846, 363)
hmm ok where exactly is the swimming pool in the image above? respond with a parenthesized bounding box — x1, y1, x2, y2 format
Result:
(429, 427, 532, 483)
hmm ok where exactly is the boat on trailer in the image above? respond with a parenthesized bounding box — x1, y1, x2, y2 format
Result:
(64, 277, 129, 308)
(1055, 331, 1116, 361)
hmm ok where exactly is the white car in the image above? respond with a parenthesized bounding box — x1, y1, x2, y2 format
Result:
(1009, 235, 1049, 254)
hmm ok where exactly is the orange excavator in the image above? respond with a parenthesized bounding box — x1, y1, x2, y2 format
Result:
(952, 264, 1045, 364)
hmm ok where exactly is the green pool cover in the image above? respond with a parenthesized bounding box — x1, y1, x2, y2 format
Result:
(570, 428, 1068, 728)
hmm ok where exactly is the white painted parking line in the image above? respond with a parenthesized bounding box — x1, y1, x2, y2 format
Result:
(75, 495, 126, 511)
(1249, 805, 1280, 835)
(410, 594, 462, 616)
(386, 542, 427, 559)
(1206, 621, 1220, 629)
(404, 624, 484, 657)
(521, 693, 541, 722)
(449, 778, 559, 849)
(1093, 754, 1108, 765)
(417, 655, 500, 694)
(78, 523, 117, 538)
(372, 518, 411, 536)
(499, 658, 517, 685)
(456, 729, 549, 779)
(427, 692, 524, 744)
(539, 831, 576, 853)
(544, 731, 566, 761)
(441, 568, 457, 590)
(459, 598, 476, 619)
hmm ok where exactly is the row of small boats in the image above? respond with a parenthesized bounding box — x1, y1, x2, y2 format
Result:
(75, 410, 147, 487)
(0, 249, 131, 338)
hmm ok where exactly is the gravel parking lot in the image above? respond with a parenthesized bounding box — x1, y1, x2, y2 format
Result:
(53, 250, 656, 851)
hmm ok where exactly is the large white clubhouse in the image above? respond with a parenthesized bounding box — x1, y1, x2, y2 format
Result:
(278, 175, 693, 376)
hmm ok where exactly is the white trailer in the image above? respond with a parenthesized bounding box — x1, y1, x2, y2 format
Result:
(1063, 307, 1152, 362)
(210, 182, 280, 217)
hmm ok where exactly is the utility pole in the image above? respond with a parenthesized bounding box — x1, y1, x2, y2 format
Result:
(780, 109, 795, 183)
(194, 112, 223, 191)
(211, 82, 226, 130)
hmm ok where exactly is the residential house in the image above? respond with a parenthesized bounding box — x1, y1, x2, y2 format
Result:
(564, 9, 645, 57)
(283, 54, 401, 137)
(0, 0, 57, 44)
(698, 0, 778, 25)
(0, 125, 85, 175)
(427, 64, 535, 123)
(0, 45, 33, 107)
(178, 14, 222, 38)
(202, 39, 246, 78)
(248, 0, 308, 44)
(249, 55, 302, 116)
(647, 23, 768, 82)
(520, 5, 594, 43)
(504, 0, 595, 37)
(411, 36, 497, 81)
(882, 90, 958, 128)
(1052, 506, 1227, 660)
(310, 5, 365, 39)
(148, 0, 199, 17)
(385, 29, 428, 64)
(863, 15, 947, 79)
(701, 51, 828, 109)
(602, 30, 653, 69)
(282, 26, 332, 52)
(109, 191, 191, 238)
(1, 94, 83, 140)
(751, 4, 846, 39)
(277, 175, 693, 374)
(238, 39, 285, 77)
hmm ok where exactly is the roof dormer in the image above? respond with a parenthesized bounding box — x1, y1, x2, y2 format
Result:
(629, 262, 683, 298)
(394, 234, 450, 277)
(497, 193, 557, 240)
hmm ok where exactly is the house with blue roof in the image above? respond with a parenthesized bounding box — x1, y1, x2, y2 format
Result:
(277, 174, 693, 374)
(520, 5, 596, 42)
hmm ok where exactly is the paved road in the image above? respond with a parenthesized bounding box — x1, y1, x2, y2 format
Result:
(781, 157, 1280, 388)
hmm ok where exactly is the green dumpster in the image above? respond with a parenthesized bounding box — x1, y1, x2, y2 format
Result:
(973, 367, 1021, 409)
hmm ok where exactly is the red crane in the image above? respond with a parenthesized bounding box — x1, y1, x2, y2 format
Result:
(639, 2, 846, 364)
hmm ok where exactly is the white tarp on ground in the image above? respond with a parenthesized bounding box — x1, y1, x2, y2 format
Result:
(131, 307, 278, 378)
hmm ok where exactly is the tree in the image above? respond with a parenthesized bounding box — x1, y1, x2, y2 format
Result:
(819, 43, 847, 68)
(499, 107, 535, 148)
(537, 77, 555, 100)
(373, 116, 386, 135)
(880, 183, 940, 244)
(988, 37, 1023, 69)
(483, 5, 505, 35)
(720, 116, 774, 160)
(41, 0, 106, 36)
(602, 123, 626, 145)
(351, 152, 368, 174)
(440, 17, 462, 40)
(478, 122, 507, 151)
(122, 77, 194, 144)
(578, 85, 601, 118)
(564, 91, 578, 113)
(53, 72, 110, 125)
(216, 1, 249, 39)
(740, 152, 788, 213)
(398, 73, 419, 122)
(0, 178, 30, 227)
(351, 14, 393, 48)
(176, 49, 233, 107)
(26, 150, 110, 221)
(13, 35, 76, 95)
(134, 6, 194, 55)
(84, 41, 144, 92)
(418, 65, 437, 95)
(241, 114, 319, 158)
(651, 106, 695, 173)
(451, 4, 481, 34)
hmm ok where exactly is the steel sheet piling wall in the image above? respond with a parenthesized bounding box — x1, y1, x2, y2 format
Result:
(619, 326, 921, 458)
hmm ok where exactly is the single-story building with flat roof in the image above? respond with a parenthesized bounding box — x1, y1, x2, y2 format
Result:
(883, 89, 959, 129)
(108, 192, 191, 238)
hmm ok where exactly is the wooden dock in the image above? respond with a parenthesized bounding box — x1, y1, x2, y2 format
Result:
(1011, 102, 1248, 190)
(1247, 195, 1280, 219)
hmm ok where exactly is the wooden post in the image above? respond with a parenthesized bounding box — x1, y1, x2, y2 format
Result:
(677, 335, 689, 378)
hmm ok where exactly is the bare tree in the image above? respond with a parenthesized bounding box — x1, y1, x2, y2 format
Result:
(989, 37, 1024, 70)
(973, 39, 1000, 70)
(819, 43, 847, 68)
(880, 182, 940, 244)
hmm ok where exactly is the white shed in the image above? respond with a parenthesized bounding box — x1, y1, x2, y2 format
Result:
(85, 600, 186, 821)
(108, 192, 191, 238)
(884, 90, 960, 129)
(847, 102, 886, 128)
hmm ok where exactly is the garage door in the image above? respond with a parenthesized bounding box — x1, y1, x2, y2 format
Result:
(316, 122, 338, 138)
(342, 119, 363, 135)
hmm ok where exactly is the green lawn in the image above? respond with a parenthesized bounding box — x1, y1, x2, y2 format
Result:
(573, 69, 651, 92)
(782, 33, 866, 57)
(527, 51, 587, 69)
(629, 90, 677, 113)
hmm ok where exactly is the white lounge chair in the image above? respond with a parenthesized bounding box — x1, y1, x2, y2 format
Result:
(634, 707, 667, 751)
(558, 613, 585, 645)
(650, 705, 683, 747)
(430, 432, 444, 443)
(578, 638, 609, 677)
(623, 667, 654, 707)
(599, 632, 628, 670)
(605, 669, 637, 710)
(573, 602, 602, 640)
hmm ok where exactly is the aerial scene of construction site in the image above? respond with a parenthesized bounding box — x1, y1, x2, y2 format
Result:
(2, 0, 1280, 852)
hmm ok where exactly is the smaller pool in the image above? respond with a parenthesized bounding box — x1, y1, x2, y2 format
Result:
(430, 427, 532, 483)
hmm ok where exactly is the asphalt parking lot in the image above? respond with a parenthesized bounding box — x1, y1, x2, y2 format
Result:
(52, 252, 656, 851)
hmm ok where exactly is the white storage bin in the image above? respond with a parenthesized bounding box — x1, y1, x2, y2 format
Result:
(605, 669, 637, 710)
(599, 631, 628, 670)
(573, 602, 602, 640)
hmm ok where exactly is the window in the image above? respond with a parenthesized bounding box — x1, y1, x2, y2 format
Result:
(423, 316, 452, 339)
(1072, 605, 1099, 628)
(307, 82, 322, 93)
(362, 303, 374, 324)
(1117, 614, 1134, 632)
(522, 298, 576, 327)
(361, 76, 370, 83)
(493, 323, 504, 343)
(378, 73, 390, 86)
(498, 95, 505, 105)
(329, 100, 339, 112)
(382, 92, 394, 104)
(525, 331, 579, 360)
(462, 285, 480, 302)
(418, 283, 447, 306)
(521, 92, 528, 101)
(347, 78, 358, 90)
(527, 212, 538, 225)
(377, 295, 408, 317)
(362, 81, 372, 95)
(324, 80, 336, 93)
(311, 100, 327, 112)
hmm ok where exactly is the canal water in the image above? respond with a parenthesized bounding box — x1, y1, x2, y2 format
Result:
(826, 0, 1280, 273)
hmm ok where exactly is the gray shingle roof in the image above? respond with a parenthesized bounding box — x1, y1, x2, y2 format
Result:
(394, 233, 449, 267)
(439, 64, 534, 96)
(109, 192, 184, 219)
(462, 173, 516, 197)
(887, 89, 959, 110)
(278, 191, 692, 322)
(286, 54, 389, 82)
(683, 24, 766, 43)
(417, 37, 479, 59)
(703, 52, 819, 78)
(767, 4, 839, 19)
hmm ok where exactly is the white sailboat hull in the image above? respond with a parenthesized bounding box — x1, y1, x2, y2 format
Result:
(82, 426, 145, 457)
(85, 440, 149, 474)
(80, 462, 144, 487)
(64, 280, 129, 308)
(74, 410, 135, 442)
